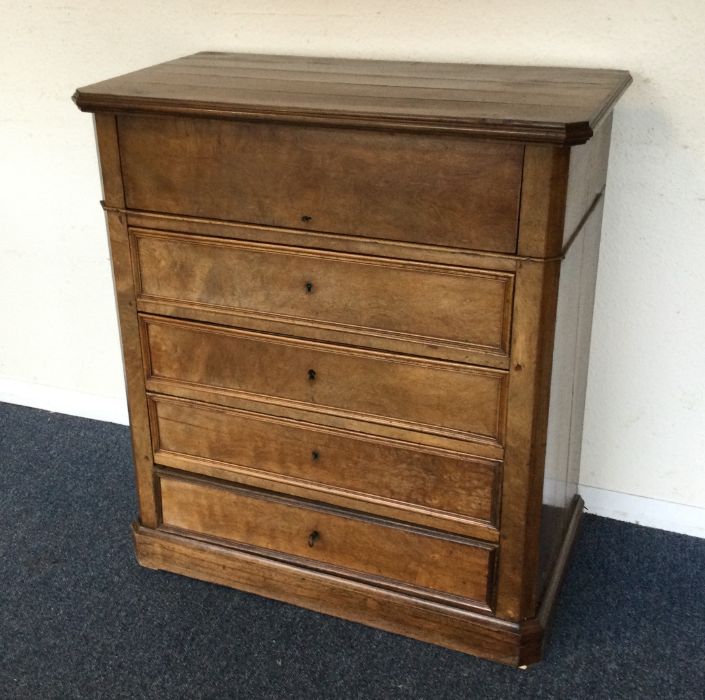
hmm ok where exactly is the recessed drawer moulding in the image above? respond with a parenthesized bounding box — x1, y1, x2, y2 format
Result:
(75, 51, 630, 665)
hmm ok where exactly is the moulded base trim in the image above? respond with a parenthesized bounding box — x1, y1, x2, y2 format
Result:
(132, 496, 584, 666)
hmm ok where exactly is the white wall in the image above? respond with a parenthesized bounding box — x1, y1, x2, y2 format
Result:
(2, 1, 704, 537)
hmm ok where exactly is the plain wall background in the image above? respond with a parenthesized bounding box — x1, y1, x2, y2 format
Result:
(1, 1, 704, 536)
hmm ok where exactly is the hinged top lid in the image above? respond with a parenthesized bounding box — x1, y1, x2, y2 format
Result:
(73, 52, 631, 145)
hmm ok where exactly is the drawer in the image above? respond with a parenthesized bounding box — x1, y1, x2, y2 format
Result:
(118, 115, 523, 254)
(132, 228, 514, 362)
(141, 316, 508, 445)
(159, 474, 496, 607)
(149, 395, 500, 527)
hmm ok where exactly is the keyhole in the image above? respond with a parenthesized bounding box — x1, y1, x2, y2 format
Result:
(308, 369, 316, 381)
(311, 450, 320, 461)
(305, 281, 314, 293)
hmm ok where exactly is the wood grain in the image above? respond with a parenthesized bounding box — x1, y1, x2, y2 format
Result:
(77, 53, 630, 665)
(516, 146, 570, 258)
(93, 113, 125, 207)
(146, 381, 505, 462)
(495, 257, 562, 621)
(75, 52, 632, 144)
(159, 473, 496, 607)
(141, 316, 508, 445)
(133, 522, 541, 666)
(131, 228, 514, 361)
(118, 114, 523, 254)
(125, 211, 519, 273)
(149, 394, 500, 528)
(94, 114, 158, 528)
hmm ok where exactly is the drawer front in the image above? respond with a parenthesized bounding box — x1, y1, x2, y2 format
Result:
(150, 395, 499, 525)
(159, 474, 495, 606)
(118, 115, 523, 254)
(142, 317, 507, 444)
(132, 229, 513, 360)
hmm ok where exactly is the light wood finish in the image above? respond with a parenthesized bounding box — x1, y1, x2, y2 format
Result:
(132, 495, 584, 667)
(76, 54, 629, 666)
(141, 316, 508, 445)
(149, 395, 500, 531)
(74, 52, 631, 144)
(131, 228, 514, 363)
(159, 473, 496, 609)
(93, 113, 125, 207)
(516, 146, 571, 259)
(495, 258, 561, 620)
(119, 115, 523, 254)
(147, 379, 505, 462)
(94, 114, 158, 529)
(125, 212, 519, 272)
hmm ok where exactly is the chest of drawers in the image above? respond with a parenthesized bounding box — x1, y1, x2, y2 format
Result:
(74, 53, 630, 666)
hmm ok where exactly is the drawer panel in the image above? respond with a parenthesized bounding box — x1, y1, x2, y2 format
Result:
(159, 474, 496, 606)
(142, 317, 507, 445)
(119, 115, 523, 254)
(132, 229, 513, 361)
(150, 395, 499, 526)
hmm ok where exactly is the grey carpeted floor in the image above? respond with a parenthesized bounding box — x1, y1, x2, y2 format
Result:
(1, 401, 704, 699)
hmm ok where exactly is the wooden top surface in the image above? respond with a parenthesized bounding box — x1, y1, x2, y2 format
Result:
(74, 52, 631, 144)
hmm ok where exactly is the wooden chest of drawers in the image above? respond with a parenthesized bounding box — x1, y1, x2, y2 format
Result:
(74, 53, 630, 666)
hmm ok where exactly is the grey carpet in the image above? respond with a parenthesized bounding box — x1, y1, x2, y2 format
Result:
(1, 401, 703, 699)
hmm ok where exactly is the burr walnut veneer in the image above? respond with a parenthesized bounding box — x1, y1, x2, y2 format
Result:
(74, 53, 630, 666)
